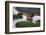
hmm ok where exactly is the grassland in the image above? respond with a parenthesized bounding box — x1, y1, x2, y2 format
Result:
(16, 20, 40, 28)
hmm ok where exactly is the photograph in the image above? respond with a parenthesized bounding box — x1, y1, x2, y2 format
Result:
(13, 7, 40, 28)
(5, 1, 45, 34)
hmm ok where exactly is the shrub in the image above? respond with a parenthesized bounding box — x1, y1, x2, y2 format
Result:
(13, 13, 23, 19)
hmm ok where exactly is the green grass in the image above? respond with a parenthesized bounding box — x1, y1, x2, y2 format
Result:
(16, 20, 40, 28)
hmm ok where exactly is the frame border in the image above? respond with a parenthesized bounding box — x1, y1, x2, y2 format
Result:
(5, 1, 45, 34)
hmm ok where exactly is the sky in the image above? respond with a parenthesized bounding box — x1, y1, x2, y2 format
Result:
(13, 7, 40, 15)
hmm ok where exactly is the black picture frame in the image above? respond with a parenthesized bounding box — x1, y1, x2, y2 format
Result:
(5, 1, 45, 34)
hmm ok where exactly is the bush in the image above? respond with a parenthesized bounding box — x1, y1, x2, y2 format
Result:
(17, 13, 23, 15)
(13, 13, 23, 19)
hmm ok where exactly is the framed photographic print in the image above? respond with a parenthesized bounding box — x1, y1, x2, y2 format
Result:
(5, 1, 45, 34)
